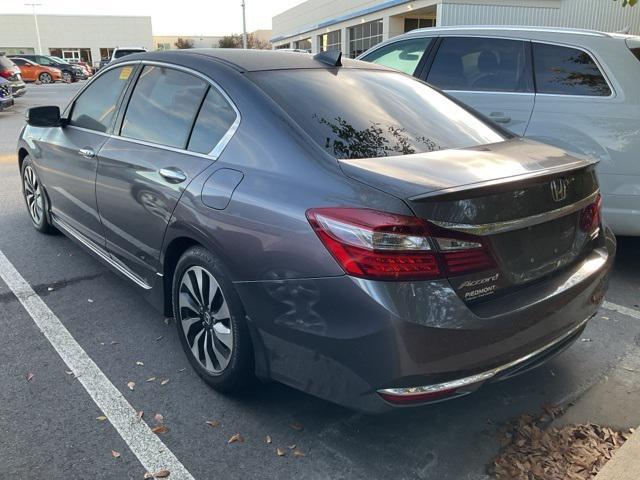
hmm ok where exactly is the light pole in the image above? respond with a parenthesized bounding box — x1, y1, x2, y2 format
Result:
(25, 3, 43, 55)
(241, 0, 248, 49)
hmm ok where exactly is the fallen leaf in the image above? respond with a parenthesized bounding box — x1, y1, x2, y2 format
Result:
(127, 381, 135, 391)
(266, 435, 272, 444)
(154, 470, 170, 478)
(151, 425, 168, 434)
(160, 379, 170, 386)
(26, 372, 34, 382)
(155, 336, 163, 342)
(143, 473, 153, 479)
(111, 450, 121, 458)
(178, 368, 186, 372)
(96, 415, 107, 421)
(206, 420, 220, 428)
(154, 413, 164, 424)
(289, 422, 303, 431)
(136, 410, 144, 420)
(581, 338, 592, 342)
(276, 447, 286, 456)
(110, 341, 119, 345)
(136, 361, 144, 366)
(293, 449, 305, 457)
(228, 433, 243, 444)
(601, 316, 610, 320)
(88, 299, 94, 303)
(146, 377, 156, 382)
(288, 444, 296, 449)
(65, 370, 74, 376)
(47, 287, 54, 291)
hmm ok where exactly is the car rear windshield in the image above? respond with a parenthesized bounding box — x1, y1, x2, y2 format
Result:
(251, 69, 505, 159)
(0, 56, 15, 68)
(628, 38, 640, 61)
(114, 49, 145, 59)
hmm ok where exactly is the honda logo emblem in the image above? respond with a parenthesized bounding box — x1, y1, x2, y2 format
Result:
(550, 178, 568, 202)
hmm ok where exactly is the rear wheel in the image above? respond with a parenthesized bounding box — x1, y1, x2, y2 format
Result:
(21, 157, 55, 234)
(38, 72, 52, 84)
(172, 246, 254, 392)
(62, 72, 72, 83)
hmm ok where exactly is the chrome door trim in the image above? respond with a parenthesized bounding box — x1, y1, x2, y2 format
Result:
(51, 214, 152, 290)
(63, 59, 241, 161)
(428, 191, 599, 236)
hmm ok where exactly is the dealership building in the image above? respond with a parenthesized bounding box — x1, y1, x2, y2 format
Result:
(0, 14, 153, 67)
(272, 0, 640, 56)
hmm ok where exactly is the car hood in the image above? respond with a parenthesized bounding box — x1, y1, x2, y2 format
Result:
(338, 138, 596, 199)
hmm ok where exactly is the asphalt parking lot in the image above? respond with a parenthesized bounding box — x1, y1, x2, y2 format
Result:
(1, 83, 639, 480)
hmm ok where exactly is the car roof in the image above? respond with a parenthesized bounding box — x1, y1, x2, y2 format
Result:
(135, 48, 393, 73)
(404, 25, 615, 38)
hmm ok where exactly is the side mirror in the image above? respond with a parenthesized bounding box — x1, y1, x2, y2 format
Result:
(26, 105, 65, 127)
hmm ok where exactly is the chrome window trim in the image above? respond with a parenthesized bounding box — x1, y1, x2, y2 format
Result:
(428, 190, 599, 236)
(63, 59, 241, 161)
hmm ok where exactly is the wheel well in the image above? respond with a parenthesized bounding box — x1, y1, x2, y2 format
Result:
(162, 237, 201, 317)
(18, 148, 29, 172)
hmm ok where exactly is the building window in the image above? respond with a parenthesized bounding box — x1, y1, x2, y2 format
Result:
(294, 38, 311, 52)
(100, 48, 114, 60)
(0, 47, 35, 55)
(404, 18, 436, 33)
(157, 43, 171, 51)
(348, 19, 383, 58)
(275, 43, 291, 50)
(319, 30, 341, 52)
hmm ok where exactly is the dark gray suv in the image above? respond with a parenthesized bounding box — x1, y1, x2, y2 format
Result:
(17, 50, 615, 412)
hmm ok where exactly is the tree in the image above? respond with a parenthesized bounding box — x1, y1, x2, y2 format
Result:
(217, 33, 270, 49)
(174, 37, 195, 49)
(614, 0, 637, 5)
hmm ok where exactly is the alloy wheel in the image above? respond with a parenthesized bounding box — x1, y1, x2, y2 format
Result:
(178, 266, 233, 374)
(23, 165, 44, 225)
(39, 72, 52, 84)
(62, 72, 72, 83)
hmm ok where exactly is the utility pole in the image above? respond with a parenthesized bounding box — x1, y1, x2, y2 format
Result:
(25, 3, 43, 55)
(241, 0, 248, 49)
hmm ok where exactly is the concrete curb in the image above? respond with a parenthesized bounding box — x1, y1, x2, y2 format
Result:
(594, 427, 640, 480)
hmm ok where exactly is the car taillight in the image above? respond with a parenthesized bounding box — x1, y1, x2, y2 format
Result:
(306, 208, 494, 281)
(0, 69, 11, 79)
(580, 194, 602, 234)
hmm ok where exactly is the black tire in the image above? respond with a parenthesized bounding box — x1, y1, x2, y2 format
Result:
(172, 246, 254, 392)
(39, 72, 52, 84)
(62, 72, 72, 83)
(21, 157, 56, 234)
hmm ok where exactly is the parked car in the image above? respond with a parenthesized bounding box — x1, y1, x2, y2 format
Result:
(10, 57, 62, 83)
(358, 26, 640, 236)
(67, 59, 93, 77)
(0, 54, 26, 97)
(17, 50, 614, 412)
(10, 54, 86, 82)
(0, 76, 14, 111)
(110, 47, 147, 62)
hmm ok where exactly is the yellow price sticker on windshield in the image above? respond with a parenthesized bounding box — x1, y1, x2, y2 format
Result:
(120, 66, 133, 80)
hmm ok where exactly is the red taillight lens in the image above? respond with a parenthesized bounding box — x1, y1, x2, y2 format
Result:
(306, 208, 494, 281)
(0, 69, 11, 79)
(580, 194, 602, 233)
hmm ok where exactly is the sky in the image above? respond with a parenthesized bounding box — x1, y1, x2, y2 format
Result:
(2, 0, 303, 35)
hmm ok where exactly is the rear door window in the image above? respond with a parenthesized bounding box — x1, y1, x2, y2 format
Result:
(532, 43, 611, 96)
(69, 66, 133, 132)
(427, 37, 533, 92)
(187, 86, 237, 154)
(121, 65, 208, 148)
(360, 37, 433, 75)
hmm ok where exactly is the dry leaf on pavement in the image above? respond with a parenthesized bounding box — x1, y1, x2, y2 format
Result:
(228, 433, 243, 444)
(206, 420, 220, 428)
(266, 435, 272, 444)
(127, 381, 135, 391)
(276, 447, 286, 457)
(154, 413, 164, 424)
(26, 372, 34, 382)
(136, 361, 144, 366)
(96, 415, 107, 421)
(160, 379, 170, 386)
(293, 449, 305, 457)
(289, 422, 304, 431)
(111, 450, 121, 458)
(151, 425, 168, 434)
(154, 470, 170, 478)
(146, 377, 156, 382)
(136, 410, 144, 420)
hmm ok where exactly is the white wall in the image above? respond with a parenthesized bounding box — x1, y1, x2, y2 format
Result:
(0, 14, 153, 64)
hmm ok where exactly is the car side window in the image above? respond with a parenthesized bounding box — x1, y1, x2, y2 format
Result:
(532, 43, 611, 97)
(360, 37, 433, 75)
(69, 66, 133, 132)
(12, 58, 25, 66)
(427, 37, 533, 93)
(38, 56, 53, 65)
(187, 87, 237, 154)
(121, 65, 208, 148)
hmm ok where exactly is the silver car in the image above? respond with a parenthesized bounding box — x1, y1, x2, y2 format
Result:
(358, 26, 640, 236)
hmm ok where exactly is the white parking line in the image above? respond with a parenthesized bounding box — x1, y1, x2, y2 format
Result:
(0, 250, 195, 480)
(603, 301, 640, 321)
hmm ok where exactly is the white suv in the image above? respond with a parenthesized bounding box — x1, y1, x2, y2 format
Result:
(359, 27, 640, 236)
(110, 47, 147, 63)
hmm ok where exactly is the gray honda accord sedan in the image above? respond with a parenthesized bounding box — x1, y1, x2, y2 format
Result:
(17, 49, 615, 412)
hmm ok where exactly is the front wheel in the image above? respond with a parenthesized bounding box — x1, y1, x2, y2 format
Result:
(21, 157, 56, 234)
(62, 72, 72, 83)
(39, 72, 52, 84)
(172, 246, 254, 392)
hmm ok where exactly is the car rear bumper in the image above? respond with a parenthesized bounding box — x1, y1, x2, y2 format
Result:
(236, 226, 615, 413)
(0, 96, 14, 111)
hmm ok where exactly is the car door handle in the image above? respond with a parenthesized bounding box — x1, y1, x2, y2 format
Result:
(489, 112, 511, 124)
(78, 148, 95, 158)
(159, 167, 187, 183)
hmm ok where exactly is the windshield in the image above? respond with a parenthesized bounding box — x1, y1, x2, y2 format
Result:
(251, 69, 505, 159)
(51, 56, 70, 65)
(114, 49, 145, 59)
